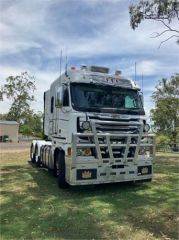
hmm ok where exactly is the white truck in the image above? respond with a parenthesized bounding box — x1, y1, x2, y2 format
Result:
(30, 65, 155, 188)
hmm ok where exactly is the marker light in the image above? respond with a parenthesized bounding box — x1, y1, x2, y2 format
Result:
(77, 148, 92, 156)
(71, 66, 76, 71)
(115, 70, 122, 76)
(81, 65, 87, 70)
(67, 147, 72, 156)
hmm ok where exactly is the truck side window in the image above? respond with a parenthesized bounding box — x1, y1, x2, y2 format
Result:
(51, 96, 54, 113)
(63, 88, 69, 106)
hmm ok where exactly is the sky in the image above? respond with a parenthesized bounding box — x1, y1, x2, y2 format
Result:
(0, 0, 179, 119)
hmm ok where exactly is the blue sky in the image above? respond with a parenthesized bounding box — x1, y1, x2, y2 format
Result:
(0, 0, 178, 118)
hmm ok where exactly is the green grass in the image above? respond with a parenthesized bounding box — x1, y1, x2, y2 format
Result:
(0, 151, 178, 240)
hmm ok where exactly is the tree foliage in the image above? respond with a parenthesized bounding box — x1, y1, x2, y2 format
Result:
(19, 111, 43, 137)
(156, 134, 171, 145)
(1, 72, 36, 123)
(150, 74, 179, 142)
(129, 0, 179, 46)
(1, 72, 43, 137)
(0, 113, 8, 120)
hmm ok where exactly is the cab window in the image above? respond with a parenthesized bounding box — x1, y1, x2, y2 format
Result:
(63, 87, 69, 106)
(51, 96, 54, 113)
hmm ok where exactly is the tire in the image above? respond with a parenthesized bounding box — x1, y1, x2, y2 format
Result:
(40, 146, 45, 167)
(36, 156, 41, 167)
(53, 162, 57, 177)
(30, 144, 36, 163)
(55, 151, 69, 188)
(35, 146, 41, 167)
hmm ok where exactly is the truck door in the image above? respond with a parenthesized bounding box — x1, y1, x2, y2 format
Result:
(55, 85, 71, 139)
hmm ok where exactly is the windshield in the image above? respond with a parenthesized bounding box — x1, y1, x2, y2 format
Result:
(71, 83, 144, 115)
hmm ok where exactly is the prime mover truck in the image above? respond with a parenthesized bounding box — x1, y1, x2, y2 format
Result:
(30, 65, 155, 188)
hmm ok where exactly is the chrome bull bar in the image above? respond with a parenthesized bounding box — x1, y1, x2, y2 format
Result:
(71, 120, 156, 168)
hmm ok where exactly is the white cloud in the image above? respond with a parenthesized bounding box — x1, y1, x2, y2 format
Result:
(0, 0, 178, 58)
(0, 0, 178, 115)
(123, 60, 160, 77)
(137, 61, 158, 75)
(0, 65, 60, 113)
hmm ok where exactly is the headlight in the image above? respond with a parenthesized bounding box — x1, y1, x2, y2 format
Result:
(144, 123, 150, 132)
(77, 148, 92, 156)
(81, 121, 91, 130)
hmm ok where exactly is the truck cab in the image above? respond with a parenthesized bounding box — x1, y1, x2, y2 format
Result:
(31, 65, 155, 188)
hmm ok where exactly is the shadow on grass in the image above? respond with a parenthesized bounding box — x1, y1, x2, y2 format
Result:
(1, 161, 178, 239)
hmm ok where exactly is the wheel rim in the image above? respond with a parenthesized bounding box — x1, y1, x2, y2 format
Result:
(35, 147, 38, 163)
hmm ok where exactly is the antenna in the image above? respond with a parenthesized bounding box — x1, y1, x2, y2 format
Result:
(59, 50, 62, 77)
(65, 51, 68, 76)
(64, 47, 68, 77)
(142, 72, 144, 92)
(134, 62, 136, 82)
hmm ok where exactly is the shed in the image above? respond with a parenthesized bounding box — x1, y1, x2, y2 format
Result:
(0, 121, 19, 142)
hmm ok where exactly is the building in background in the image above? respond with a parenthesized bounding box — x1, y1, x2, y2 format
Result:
(0, 121, 19, 142)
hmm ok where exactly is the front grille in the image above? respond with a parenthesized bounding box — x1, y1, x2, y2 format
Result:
(72, 116, 155, 170)
(89, 116, 141, 134)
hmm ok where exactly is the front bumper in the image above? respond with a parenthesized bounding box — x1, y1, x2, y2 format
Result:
(67, 131, 155, 185)
(68, 164, 153, 185)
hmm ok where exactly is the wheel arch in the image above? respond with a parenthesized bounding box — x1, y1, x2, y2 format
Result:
(54, 147, 65, 164)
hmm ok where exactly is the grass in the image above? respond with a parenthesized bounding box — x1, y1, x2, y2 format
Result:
(0, 150, 178, 240)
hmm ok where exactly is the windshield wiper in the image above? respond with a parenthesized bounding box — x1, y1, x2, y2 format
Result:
(100, 107, 119, 113)
(81, 106, 101, 112)
(127, 107, 141, 110)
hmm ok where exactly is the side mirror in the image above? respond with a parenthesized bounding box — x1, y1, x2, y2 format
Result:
(55, 87, 63, 108)
(139, 93, 144, 107)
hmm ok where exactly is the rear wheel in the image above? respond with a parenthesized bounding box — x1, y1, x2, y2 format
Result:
(36, 156, 41, 167)
(35, 146, 42, 167)
(55, 151, 69, 188)
(40, 146, 45, 167)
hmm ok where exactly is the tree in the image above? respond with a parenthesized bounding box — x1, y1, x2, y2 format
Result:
(150, 74, 179, 142)
(1, 110, 43, 137)
(0, 113, 8, 120)
(129, 0, 179, 47)
(1, 72, 36, 123)
(20, 111, 43, 137)
(1, 72, 43, 137)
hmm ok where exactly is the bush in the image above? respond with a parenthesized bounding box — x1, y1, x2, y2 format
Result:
(156, 134, 171, 146)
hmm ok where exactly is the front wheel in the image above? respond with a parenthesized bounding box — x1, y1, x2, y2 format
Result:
(55, 151, 69, 189)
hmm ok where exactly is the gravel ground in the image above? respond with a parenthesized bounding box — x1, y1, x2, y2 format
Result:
(0, 141, 31, 153)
